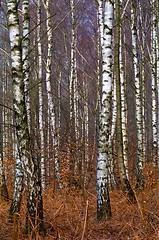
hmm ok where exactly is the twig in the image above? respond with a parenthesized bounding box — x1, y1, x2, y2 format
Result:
(81, 200, 88, 240)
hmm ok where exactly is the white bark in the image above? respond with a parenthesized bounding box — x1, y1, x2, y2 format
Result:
(7, 0, 32, 215)
(119, 11, 128, 179)
(57, 72, 62, 189)
(69, 0, 78, 173)
(138, 1, 146, 161)
(22, 0, 31, 129)
(151, 0, 158, 166)
(98, 0, 104, 49)
(43, 0, 60, 185)
(69, 0, 76, 135)
(7, 0, 44, 229)
(74, 52, 79, 143)
(37, 0, 46, 189)
(58, 72, 61, 149)
(0, 76, 8, 199)
(9, 141, 23, 217)
(97, 0, 113, 220)
(84, 79, 89, 166)
(131, 1, 144, 185)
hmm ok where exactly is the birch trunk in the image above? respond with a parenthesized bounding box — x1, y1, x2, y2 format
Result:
(7, 0, 44, 231)
(114, 0, 136, 202)
(108, 75, 116, 188)
(9, 142, 23, 219)
(131, 0, 144, 187)
(37, 0, 46, 189)
(97, 0, 113, 220)
(157, 4, 159, 157)
(151, 0, 158, 166)
(69, 0, 78, 174)
(138, 1, 146, 162)
(84, 79, 89, 168)
(0, 94, 8, 199)
(43, 0, 60, 187)
(22, 0, 31, 129)
(57, 72, 62, 189)
(94, 7, 102, 176)
(0, 55, 8, 199)
(119, 4, 128, 179)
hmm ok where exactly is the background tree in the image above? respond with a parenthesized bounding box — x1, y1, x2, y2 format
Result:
(114, 0, 136, 201)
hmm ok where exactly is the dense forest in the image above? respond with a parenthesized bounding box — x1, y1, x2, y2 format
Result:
(0, 0, 159, 239)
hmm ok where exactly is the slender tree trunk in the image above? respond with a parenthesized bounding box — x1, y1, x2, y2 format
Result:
(0, 17, 9, 200)
(43, 0, 60, 187)
(0, 95, 8, 199)
(9, 143, 23, 220)
(8, 0, 32, 212)
(115, 0, 136, 202)
(22, 0, 31, 129)
(7, 0, 44, 231)
(84, 78, 89, 168)
(138, 1, 146, 163)
(131, 0, 144, 188)
(69, 0, 78, 176)
(37, 0, 46, 189)
(151, 0, 158, 166)
(119, 6, 128, 179)
(97, 0, 113, 220)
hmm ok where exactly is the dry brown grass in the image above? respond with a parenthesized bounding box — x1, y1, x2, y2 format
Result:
(1, 187, 159, 240)
(1, 165, 159, 240)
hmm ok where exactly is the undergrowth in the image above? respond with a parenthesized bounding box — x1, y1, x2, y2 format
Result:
(1, 164, 159, 239)
(0, 187, 159, 239)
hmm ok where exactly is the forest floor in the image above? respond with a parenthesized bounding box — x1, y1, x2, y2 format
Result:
(1, 172, 159, 239)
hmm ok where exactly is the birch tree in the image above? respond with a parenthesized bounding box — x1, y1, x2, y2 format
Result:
(37, 0, 46, 189)
(9, 142, 23, 220)
(120, 1, 128, 179)
(9, 0, 32, 217)
(7, 0, 44, 231)
(0, 105, 8, 199)
(0, 46, 8, 200)
(22, 0, 31, 128)
(97, 0, 113, 220)
(114, 0, 136, 201)
(43, 0, 61, 187)
(69, 0, 78, 174)
(84, 78, 89, 168)
(138, 1, 146, 163)
(131, 0, 144, 187)
(151, 0, 158, 166)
